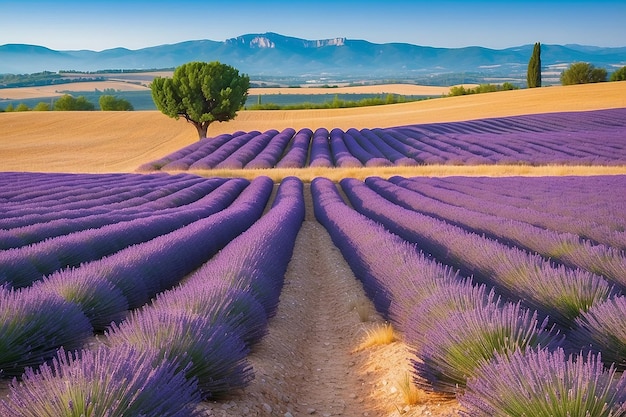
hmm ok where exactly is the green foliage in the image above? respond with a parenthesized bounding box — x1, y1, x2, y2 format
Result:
(447, 83, 519, 97)
(4, 103, 15, 112)
(32, 102, 51, 111)
(53, 94, 95, 111)
(527, 42, 541, 88)
(560, 62, 607, 85)
(610, 65, 626, 81)
(151, 61, 250, 139)
(247, 93, 418, 110)
(99, 95, 134, 111)
(15, 103, 30, 112)
(0, 71, 104, 88)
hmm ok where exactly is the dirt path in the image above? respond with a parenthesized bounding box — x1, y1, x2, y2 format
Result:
(198, 187, 462, 416)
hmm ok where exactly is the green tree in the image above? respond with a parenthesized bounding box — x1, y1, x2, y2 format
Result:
(53, 94, 95, 111)
(151, 61, 250, 139)
(527, 42, 541, 88)
(33, 102, 51, 111)
(99, 95, 134, 111)
(4, 104, 15, 112)
(15, 103, 30, 112)
(610, 66, 626, 81)
(560, 62, 607, 85)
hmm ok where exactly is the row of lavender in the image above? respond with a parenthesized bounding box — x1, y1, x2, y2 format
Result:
(138, 108, 626, 171)
(362, 176, 626, 294)
(312, 177, 626, 415)
(0, 173, 272, 375)
(0, 172, 305, 415)
(384, 175, 626, 250)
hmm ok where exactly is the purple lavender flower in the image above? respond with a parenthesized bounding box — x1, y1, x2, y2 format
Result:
(0, 286, 93, 377)
(460, 347, 626, 417)
(414, 300, 561, 395)
(572, 295, 626, 371)
(105, 308, 252, 399)
(0, 345, 202, 416)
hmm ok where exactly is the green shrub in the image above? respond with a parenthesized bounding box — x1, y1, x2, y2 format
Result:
(53, 94, 95, 111)
(610, 66, 626, 81)
(560, 62, 607, 85)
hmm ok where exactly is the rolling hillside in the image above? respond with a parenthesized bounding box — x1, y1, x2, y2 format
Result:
(1, 81, 625, 174)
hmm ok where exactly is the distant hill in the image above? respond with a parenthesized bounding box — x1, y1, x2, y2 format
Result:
(1, 32, 625, 81)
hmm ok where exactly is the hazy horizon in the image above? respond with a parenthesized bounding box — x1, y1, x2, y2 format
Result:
(2, 0, 625, 52)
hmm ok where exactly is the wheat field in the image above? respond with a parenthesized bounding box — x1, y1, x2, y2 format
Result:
(1, 81, 625, 174)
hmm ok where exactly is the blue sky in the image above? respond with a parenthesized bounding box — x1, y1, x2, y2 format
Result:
(1, 0, 625, 51)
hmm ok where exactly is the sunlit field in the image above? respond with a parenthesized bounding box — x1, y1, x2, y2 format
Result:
(1, 81, 625, 174)
(1, 80, 625, 417)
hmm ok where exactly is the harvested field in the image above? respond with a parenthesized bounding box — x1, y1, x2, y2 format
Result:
(1, 81, 625, 174)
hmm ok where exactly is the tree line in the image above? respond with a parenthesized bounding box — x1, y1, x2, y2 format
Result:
(0, 94, 133, 112)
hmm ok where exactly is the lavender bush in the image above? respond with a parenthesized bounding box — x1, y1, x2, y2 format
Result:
(133, 108, 626, 170)
(0, 286, 92, 377)
(380, 176, 626, 290)
(312, 177, 459, 322)
(309, 127, 333, 167)
(0, 345, 202, 417)
(414, 300, 562, 394)
(572, 295, 626, 371)
(33, 268, 128, 332)
(216, 130, 278, 169)
(460, 347, 626, 417)
(276, 128, 312, 168)
(404, 279, 498, 351)
(329, 128, 362, 167)
(151, 282, 269, 347)
(245, 127, 296, 169)
(105, 309, 252, 399)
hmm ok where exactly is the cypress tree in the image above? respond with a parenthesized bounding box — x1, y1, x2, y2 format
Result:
(527, 42, 542, 88)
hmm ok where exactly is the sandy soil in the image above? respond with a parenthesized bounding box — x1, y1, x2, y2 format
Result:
(1, 82, 625, 174)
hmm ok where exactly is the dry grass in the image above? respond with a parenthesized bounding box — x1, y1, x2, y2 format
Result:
(397, 372, 425, 406)
(175, 164, 626, 182)
(248, 84, 461, 96)
(1, 82, 625, 174)
(355, 323, 396, 351)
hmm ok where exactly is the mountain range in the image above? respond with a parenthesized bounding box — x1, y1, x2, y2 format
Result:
(1, 32, 625, 80)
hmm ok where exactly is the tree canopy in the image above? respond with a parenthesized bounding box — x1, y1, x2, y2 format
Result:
(610, 66, 626, 82)
(527, 42, 541, 88)
(99, 95, 134, 111)
(53, 94, 95, 111)
(560, 62, 607, 85)
(151, 61, 250, 139)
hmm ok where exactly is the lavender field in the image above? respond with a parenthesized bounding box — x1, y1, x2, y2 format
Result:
(138, 108, 626, 171)
(2, 106, 626, 417)
(1, 169, 625, 415)
(314, 175, 626, 414)
(0, 172, 305, 414)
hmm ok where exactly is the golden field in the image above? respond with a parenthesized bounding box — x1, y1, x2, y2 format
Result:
(1, 81, 625, 174)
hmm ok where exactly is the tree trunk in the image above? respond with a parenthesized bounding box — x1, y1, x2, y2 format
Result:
(192, 121, 210, 140)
